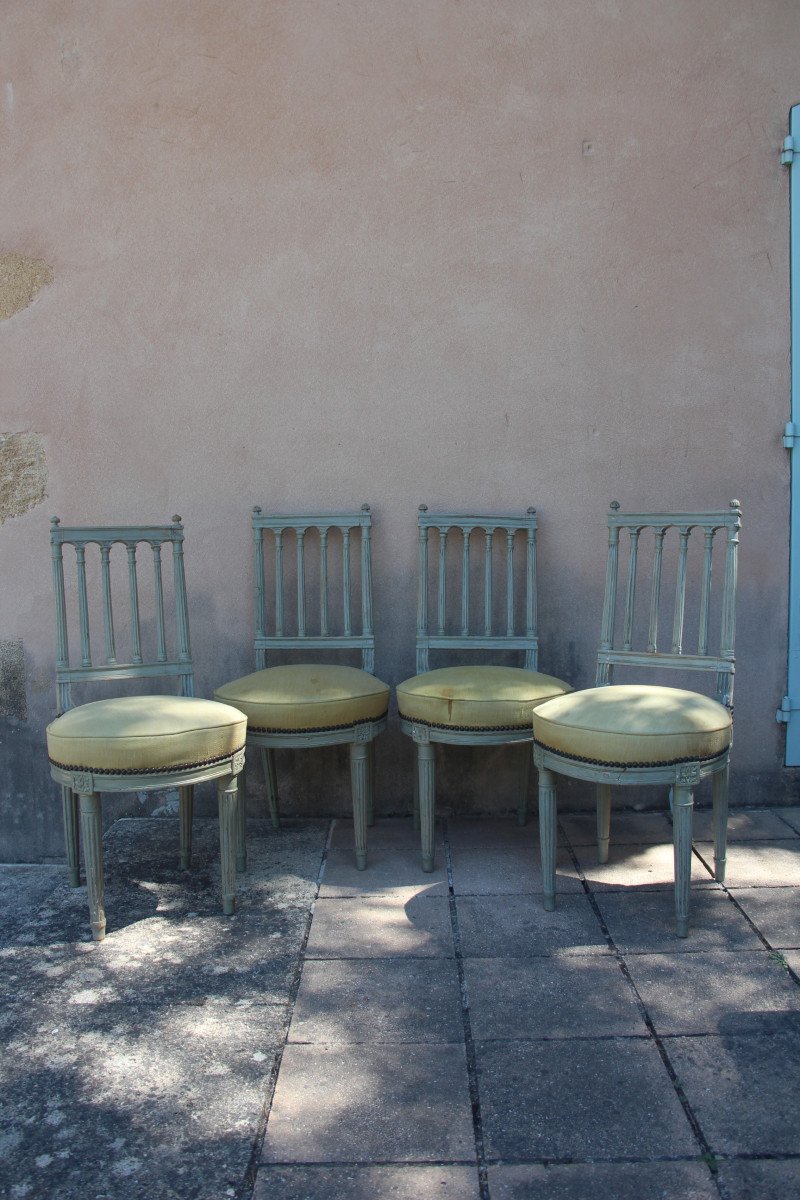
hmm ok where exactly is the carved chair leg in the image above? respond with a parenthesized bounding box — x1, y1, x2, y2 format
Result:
(412, 756, 420, 831)
(78, 791, 106, 942)
(712, 763, 730, 883)
(260, 747, 280, 829)
(596, 783, 612, 864)
(367, 741, 376, 827)
(517, 744, 531, 826)
(217, 774, 239, 916)
(179, 785, 193, 870)
(350, 741, 369, 870)
(672, 784, 694, 938)
(538, 767, 557, 911)
(235, 773, 247, 873)
(61, 785, 80, 887)
(418, 742, 436, 872)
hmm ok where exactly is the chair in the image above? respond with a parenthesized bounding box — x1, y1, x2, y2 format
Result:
(45, 517, 247, 941)
(214, 506, 389, 869)
(533, 500, 741, 937)
(397, 507, 572, 871)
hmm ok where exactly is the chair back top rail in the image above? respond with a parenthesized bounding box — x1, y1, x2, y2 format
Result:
(252, 505, 376, 672)
(597, 500, 741, 707)
(415, 505, 539, 673)
(50, 516, 194, 713)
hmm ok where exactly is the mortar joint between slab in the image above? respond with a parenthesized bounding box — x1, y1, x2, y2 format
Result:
(444, 818, 490, 1200)
(239, 818, 335, 1200)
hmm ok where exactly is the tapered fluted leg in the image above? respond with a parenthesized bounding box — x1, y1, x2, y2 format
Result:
(78, 792, 105, 942)
(538, 766, 557, 911)
(261, 747, 280, 829)
(367, 741, 376, 827)
(350, 742, 369, 870)
(235, 773, 247, 873)
(418, 743, 436, 872)
(596, 784, 612, 864)
(61, 785, 80, 887)
(179, 785, 193, 870)
(412, 759, 420, 832)
(217, 774, 239, 915)
(517, 744, 531, 826)
(673, 784, 694, 938)
(712, 763, 729, 883)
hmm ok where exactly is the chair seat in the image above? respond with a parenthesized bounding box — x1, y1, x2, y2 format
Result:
(396, 665, 572, 730)
(214, 664, 390, 732)
(532, 684, 732, 766)
(46, 696, 247, 774)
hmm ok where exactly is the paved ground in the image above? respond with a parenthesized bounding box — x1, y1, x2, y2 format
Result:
(2, 807, 800, 1199)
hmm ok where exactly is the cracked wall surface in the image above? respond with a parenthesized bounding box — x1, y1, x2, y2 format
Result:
(0, 253, 52, 321)
(0, 640, 26, 721)
(0, 433, 47, 525)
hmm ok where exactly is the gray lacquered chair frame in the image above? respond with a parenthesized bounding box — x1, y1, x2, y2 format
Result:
(49, 518, 244, 939)
(534, 501, 741, 937)
(400, 506, 560, 871)
(236, 505, 387, 868)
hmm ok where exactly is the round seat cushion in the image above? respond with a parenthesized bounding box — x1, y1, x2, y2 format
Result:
(532, 684, 732, 766)
(46, 696, 247, 773)
(396, 665, 572, 730)
(214, 664, 390, 731)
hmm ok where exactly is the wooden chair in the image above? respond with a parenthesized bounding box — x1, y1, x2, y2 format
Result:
(397, 507, 572, 871)
(533, 501, 741, 937)
(214, 506, 389, 870)
(45, 517, 247, 941)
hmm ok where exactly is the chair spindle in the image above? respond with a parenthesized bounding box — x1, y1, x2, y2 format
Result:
(101, 544, 117, 664)
(152, 543, 167, 663)
(75, 545, 92, 667)
(461, 528, 470, 636)
(647, 527, 666, 654)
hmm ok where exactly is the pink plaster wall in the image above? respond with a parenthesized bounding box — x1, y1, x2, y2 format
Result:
(1, 1, 797, 857)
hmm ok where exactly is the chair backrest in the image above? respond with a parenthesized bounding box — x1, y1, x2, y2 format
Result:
(414, 506, 540, 674)
(50, 516, 194, 714)
(596, 500, 742, 708)
(252, 505, 376, 673)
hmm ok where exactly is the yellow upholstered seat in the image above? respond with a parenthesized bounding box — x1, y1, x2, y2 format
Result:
(214, 664, 389, 731)
(397, 665, 571, 730)
(533, 685, 731, 766)
(47, 696, 247, 774)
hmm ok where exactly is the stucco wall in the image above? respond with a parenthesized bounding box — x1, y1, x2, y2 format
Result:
(2, 0, 798, 859)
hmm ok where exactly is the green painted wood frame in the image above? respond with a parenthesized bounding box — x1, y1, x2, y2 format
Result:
(243, 505, 387, 868)
(400, 506, 542, 870)
(535, 500, 741, 937)
(49, 517, 243, 938)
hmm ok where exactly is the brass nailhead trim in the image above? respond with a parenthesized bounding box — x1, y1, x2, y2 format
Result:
(249, 711, 388, 735)
(533, 740, 726, 769)
(399, 714, 530, 733)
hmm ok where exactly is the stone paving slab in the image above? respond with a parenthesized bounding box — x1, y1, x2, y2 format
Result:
(476, 1037, 699, 1160)
(253, 1164, 481, 1199)
(262, 1043, 475, 1163)
(691, 807, 800, 842)
(449, 843, 582, 895)
(457, 894, 609, 957)
(290, 958, 464, 1044)
(446, 817, 539, 846)
(464, 953, 646, 1040)
(487, 1161, 719, 1199)
(594, 890, 765, 953)
(773, 805, 800, 834)
(729, 887, 800, 949)
(695, 840, 800, 887)
(330, 817, 444, 850)
(574, 842, 716, 891)
(716, 1158, 800, 1199)
(666, 1031, 800, 1155)
(319, 847, 448, 897)
(305, 895, 454, 958)
(626, 950, 800, 1036)
(558, 810, 673, 846)
(1, 995, 286, 1200)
